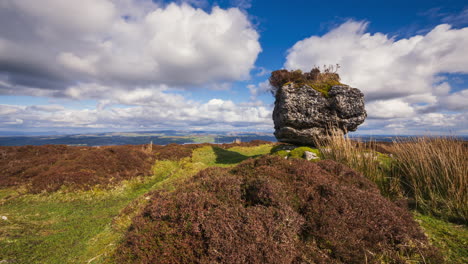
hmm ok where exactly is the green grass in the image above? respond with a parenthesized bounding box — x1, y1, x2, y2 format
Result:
(415, 213, 468, 264)
(271, 145, 322, 161)
(0, 155, 212, 264)
(289, 146, 321, 159)
(192, 144, 273, 167)
(305, 78, 342, 97)
(0, 144, 273, 263)
(0, 177, 162, 264)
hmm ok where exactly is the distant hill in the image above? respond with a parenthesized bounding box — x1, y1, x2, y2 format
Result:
(1, 130, 466, 146)
(0, 131, 277, 146)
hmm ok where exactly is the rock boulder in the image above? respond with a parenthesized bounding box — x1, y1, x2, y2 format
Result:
(273, 83, 366, 145)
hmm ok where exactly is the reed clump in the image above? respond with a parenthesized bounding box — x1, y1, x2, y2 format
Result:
(317, 132, 400, 198)
(318, 133, 467, 224)
(391, 137, 467, 223)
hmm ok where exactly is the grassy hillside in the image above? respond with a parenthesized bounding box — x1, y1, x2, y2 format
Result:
(0, 140, 466, 263)
(0, 142, 272, 263)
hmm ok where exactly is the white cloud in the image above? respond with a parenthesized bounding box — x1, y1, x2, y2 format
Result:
(26, 105, 66, 112)
(286, 20, 468, 134)
(0, 95, 273, 131)
(247, 80, 271, 100)
(438, 89, 468, 110)
(366, 99, 415, 119)
(354, 112, 466, 135)
(0, 1, 261, 95)
(255, 67, 270, 77)
(411, 113, 457, 127)
(286, 21, 468, 101)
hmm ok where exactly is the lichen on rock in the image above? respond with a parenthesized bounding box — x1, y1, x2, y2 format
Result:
(270, 67, 367, 146)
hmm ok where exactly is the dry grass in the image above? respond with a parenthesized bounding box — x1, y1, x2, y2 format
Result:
(391, 137, 467, 223)
(318, 134, 467, 224)
(317, 133, 400, 198)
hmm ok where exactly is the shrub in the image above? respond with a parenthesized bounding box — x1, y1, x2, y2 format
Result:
(0, 145, 156, 193)
(114, 156, 442, 263)
(0, 141, 274, 194)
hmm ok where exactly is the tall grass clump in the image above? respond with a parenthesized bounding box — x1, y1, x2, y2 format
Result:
(391, 137, 467, 223)
(318, 133, 467, 224)
(317, 132, 400, 197)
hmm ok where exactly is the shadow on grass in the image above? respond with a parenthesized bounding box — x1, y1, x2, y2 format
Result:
(213, 147, 250, 165)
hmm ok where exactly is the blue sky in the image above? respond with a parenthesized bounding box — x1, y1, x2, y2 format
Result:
(0, 0, 467, 135)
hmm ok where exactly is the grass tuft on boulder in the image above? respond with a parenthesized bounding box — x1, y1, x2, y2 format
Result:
(114, 155, 443, 264)
(269, 65, 343, 97)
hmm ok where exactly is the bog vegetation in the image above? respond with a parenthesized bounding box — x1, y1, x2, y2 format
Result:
(0, 138, 466, 263)
(269, 64, 343, 97)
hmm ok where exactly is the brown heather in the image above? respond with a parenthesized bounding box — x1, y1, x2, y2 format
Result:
(0, 140, 272, 193)
(0, 144, 155, 193)
(114, 155, 442, 264)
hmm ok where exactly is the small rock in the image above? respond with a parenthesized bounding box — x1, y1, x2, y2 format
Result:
(303, 151, 319, 161)
(1, 216, 8, 221)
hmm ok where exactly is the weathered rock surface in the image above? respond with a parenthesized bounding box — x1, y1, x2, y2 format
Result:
(273, 84, 366, 145)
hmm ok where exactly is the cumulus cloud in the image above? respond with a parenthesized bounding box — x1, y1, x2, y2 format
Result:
(0, 95, 272, 131)
(355, 112, 467, 135)
(438, 89, 468, 110)
(247, 80, 271, 100)
(285, 21, 468, 133)
(366, 99, 415, 119)
(0, 0, 268, 132)
(0, 0, 261, 96)
(286, 21, 468, 100)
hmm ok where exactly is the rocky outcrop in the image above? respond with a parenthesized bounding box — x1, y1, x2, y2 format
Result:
(273, 83, 366, 145)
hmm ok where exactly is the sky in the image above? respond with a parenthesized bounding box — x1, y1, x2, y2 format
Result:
(0, 0, 467, 135)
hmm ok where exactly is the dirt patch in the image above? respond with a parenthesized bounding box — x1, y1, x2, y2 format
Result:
(115, 155, 442, 264)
